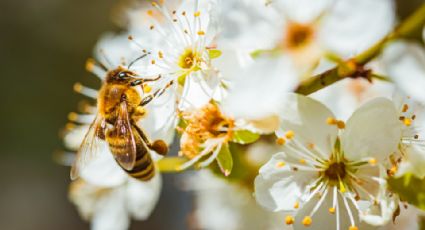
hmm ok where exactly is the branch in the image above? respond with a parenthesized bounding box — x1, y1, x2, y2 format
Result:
(295, 3, 425, 95)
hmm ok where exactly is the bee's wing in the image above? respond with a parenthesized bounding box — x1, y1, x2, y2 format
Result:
(110, 100, 137, 170)
(70, 115, 106, 180)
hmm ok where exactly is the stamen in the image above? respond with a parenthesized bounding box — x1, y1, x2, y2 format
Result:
(402, 104, 409, 113)
(285, 215, 294, 225)
(276, 137, 286, 145)
(73, 83, 98, 99)
(403, 118, 412, 126)
(294, 201, 299, 209)
(349, 226, 358, 230)
(327, 117, 337, 125)
(302, 216, 312, 226)
(336, 121, 345, 129)
(329, 207, 335, 214)
(285, 130, 295, 139)
(368, 158, 377, 166)
(276, 161, 286, 168)
(143, 84, 152, 93)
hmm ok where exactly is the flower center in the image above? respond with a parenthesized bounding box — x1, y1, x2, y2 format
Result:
(283, 22, 315, 50)
(324, 162, 347, 182)
(178, 49, 201, 69)
(180, 102, 234, 159)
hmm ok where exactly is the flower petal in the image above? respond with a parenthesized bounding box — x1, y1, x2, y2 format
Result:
(80, 142, 128, 187)
(381, 41, 425, 103)
(254, 152, 316, 212)
(278, 93, 338, 156)
(341, 98, 402, 161)
(221, 55, 298, 120)
(396, 144, 425, 179)
(126, 174, 162, 220)
(92, 188, 130, 230)
(320, 0, 395, 57)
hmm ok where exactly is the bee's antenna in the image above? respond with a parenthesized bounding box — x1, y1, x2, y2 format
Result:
(128, 52, 151, 70)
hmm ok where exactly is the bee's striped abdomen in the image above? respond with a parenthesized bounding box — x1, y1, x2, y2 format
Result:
(124, 141, 155, 181)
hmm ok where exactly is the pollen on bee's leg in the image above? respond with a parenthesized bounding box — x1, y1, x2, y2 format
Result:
(285, 215, 294, 225)
(302, 216, 312, 226)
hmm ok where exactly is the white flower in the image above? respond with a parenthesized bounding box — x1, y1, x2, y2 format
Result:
(69, 175, 161, 230)
(216, 0, 395, 68)
(255, 94, 402, 229)
(185, 171, 289, 230)
(391, 95, 425, 179)
(381, 40, 425, 103)
(177, 101, 269, 173)
(127, 0, 221, 110)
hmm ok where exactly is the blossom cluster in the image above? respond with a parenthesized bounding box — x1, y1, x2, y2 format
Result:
(61, 0, 425, 229)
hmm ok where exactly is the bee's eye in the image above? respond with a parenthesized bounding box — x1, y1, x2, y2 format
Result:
(118, 72, 127, 79)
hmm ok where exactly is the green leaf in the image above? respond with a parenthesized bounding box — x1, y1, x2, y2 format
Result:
(157, 157, 189, 173)
(231, 130, 260, 144)
(388, 174, 425, 210)
(216, 143, 233, 176)
(208, 49, 222, 59)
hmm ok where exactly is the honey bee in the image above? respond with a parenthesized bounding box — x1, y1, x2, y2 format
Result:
(71, 56, 173, 181)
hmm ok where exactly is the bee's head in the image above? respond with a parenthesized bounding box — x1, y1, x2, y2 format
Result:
(106, 67, 137, 84)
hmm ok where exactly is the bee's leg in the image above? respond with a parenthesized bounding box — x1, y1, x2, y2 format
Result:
(140, 80, 174, 106)
(132, 106, 146, 121)
(133, 124, 168, 156)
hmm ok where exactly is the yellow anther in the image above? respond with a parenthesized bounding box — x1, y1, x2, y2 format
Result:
(276, 137, 286, 145)
(285, 215, 294, 225)
(402, 104, 409, 113)
(336, 120, 345, 129)
(403, 118, 412, 126)
(302, 216, 312, 226)
(181, 11, 186, 16)
(68, 112, 78, 121)
(73, 82, 82, 92)
(285, 130, 295, 139)
(85, 58, 95, 71)
(65, 123, 75, 130)
(194, 11, 201, 17)
(389, 166, 397, 176)
(299, 159, 306, 164)
(294, 201, 299, 209)
(147, 10, 154, 16)
(276, 161, 286, 168)
(151, 60, 156, 65)
(197, 30, 205, 36)
(327, 117, 337, 125)
(158, 51, 164, 59)
(307, 143, 315, 149)
(143, 84, 152, 93)
(349, 226, 358, 230)
(150, 25, 155, 30)
(329, 207, 335, 214)
(368, 158, 377, 166)
(151, 1, 158, 7)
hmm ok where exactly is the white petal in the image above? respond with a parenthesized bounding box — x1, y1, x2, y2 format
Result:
(320, 0, 395, 57)
(381, 41, 425, 103)
(341, 98, 402, 161)
(140, 85, 177, 145)
(221, 55, 298, 120)
(80, 142, 128, 187)
(63, 125, 89, 151)
(278, 93, 338, 156)
(254, 152, 316, 212)
(273, 0, 333, 23)
(396, 144, 425, 179)
(126, 174, 162, 220)
(92, 188, 130, 230)
(359, 186, 398, 226)
(179, 72, 214, 111)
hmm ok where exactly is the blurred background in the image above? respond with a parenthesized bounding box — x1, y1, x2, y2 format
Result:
(0, 0, 423, 229)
